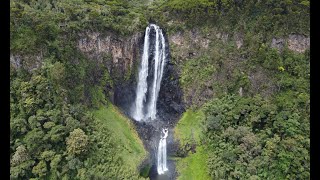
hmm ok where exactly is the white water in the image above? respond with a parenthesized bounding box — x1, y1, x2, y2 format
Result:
(132, 24, 167, 121)
(157, 128, 168, 174)
(146, 25, 166, 120)
(132, 24, 169, 176)
(132, 26, 151, 121)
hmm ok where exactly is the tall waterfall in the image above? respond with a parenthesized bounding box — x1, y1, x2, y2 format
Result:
(132, 26, 151, 121)
(157, 128, 168, 174)
(132, 24, 167, 121)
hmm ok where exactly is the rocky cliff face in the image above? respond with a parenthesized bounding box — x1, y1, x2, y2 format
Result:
(77, 31, 185, 122)
(10, 28, 309, 116)
(169, 30, 309, 62)
(77, 30, 185, 180)
(271, 34, 310, 53)
(77, 31, 145, 111)
(78, 31, 143, 76)
(10, 53, 43, 72)
(167, 28, 310, 107)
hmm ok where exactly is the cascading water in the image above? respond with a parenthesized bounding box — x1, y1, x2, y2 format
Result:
(146, 25, 167, 120)
(157, 128, 168, 175)
(132, 26, 151, 121)
(132, 24, 167, 121)
(132, 24, 169, 176)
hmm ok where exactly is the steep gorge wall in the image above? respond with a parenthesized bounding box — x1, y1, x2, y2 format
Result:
(77, 31, 144, 111)
(77, 31, 142, 79)
(77, 31, 184, 120)
(169, 30, 310, 58)
(167, 28, 310, 107)
(9, 28, 309, 116)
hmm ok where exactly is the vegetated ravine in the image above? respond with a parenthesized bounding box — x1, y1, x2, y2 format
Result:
(116, 24, 184, 180)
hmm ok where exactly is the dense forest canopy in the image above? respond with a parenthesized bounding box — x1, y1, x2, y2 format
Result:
(10, 0, 309, 179)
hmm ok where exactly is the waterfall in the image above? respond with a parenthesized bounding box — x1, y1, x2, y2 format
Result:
(157, 128, 168, 175)
(132, 26, 151, 121)
(146, 25, 167, 120)
(132, 24, 167, 121)
(132, 24, 169, 176)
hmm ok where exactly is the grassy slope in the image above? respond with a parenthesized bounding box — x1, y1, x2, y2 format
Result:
(87, 103, 147, 177)
(176, 146, 210, 180)
(174, 110, 204, 146)
(174, 110, 210, 179)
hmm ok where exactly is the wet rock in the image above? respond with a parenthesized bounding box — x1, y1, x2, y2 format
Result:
(78, 31, 146, 112)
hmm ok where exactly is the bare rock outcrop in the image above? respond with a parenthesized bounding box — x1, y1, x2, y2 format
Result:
(234, 33, 244, 49)
(78, 31, 144, 76)
(271, 34, 309, 53)
(10, 53, 43, 72)
(271, 38, 285, 51)
(287, 34, 310, 53)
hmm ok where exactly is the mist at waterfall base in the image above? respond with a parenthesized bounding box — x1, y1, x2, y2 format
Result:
(130, 24, 171, 179)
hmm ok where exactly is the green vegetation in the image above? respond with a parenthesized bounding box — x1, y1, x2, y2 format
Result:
(91, 105, 146, 167)
(139, 164, 152, 178)
(173, 110, 210, 179)
(10, 58, 147, 179)
(202, 94, 309, 179)
(176, 92, 309, 179)
(11, 0, 309, 179)
(157, 0, 309, 36)
(176, 146, 210, 180)
(174, 110, 204, 147)
(174, 110, 210, 180)
(171, 1, 309, 178)
(84, 104, 147, 179)
(10, 0, 150, 178)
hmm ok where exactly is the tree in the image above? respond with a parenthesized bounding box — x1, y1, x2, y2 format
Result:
(32, 160, 47, 177)
(23, 128, 45, 154)
(11, 145, 30, 166)
(66, 128, 89, 156)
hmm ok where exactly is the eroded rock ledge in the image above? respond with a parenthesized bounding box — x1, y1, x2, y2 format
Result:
(271, 34, 310, 53)
(78, 31, 144, 75)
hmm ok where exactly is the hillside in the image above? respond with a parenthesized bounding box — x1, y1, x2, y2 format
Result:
(10, 0, 309, 179)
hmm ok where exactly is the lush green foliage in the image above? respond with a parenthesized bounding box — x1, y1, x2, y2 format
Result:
(174, 110, 204, 147)
(178, 31, 309, 106)
(176, 47, 309, 179)
(10, 59, 147, 179)
(174, 110, 210, 179)
(11, 0, 147, 53)
(10, 61, 93, 179)
(10, 0, 150, 178)
(176, 146, 210, 180)
(157, 0, 309, 35)
(172, 0, 309, 177)
(82, 105, 147, 179)
(202, 94, 309, 179)
(11, 0, 309, 179)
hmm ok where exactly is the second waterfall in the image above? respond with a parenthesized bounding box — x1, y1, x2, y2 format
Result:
(132, 24, 167, 121)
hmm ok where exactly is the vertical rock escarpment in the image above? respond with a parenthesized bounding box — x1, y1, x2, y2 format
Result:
(76, 30, 184, 123)
(78, 31, 143, 79)
(78, 31, 144, 111)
